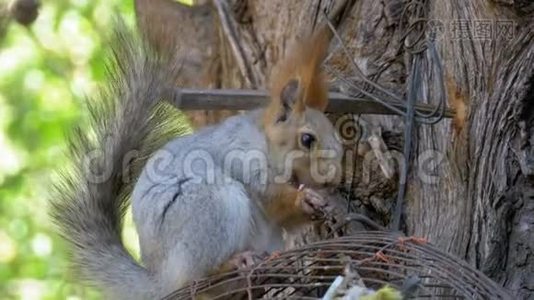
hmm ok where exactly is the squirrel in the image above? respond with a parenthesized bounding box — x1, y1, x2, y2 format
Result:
(51, 19, 343, 300)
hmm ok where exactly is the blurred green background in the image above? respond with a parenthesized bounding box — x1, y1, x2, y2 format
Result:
(0, 0, 189, 299)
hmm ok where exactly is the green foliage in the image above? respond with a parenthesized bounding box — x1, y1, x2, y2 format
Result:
(0, 1, 147, 299)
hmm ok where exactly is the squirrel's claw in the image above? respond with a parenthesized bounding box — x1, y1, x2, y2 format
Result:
(296, 187, 331, 220)
(227, 250, 268, 271)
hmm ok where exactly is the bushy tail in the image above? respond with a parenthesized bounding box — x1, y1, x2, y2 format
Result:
(50, 20, 181, 299)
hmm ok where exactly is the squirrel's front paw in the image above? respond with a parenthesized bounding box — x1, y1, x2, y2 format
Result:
(296, 185, 331, 219)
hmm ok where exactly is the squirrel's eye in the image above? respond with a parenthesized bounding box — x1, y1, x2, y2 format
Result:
(300, 133, 316, 149)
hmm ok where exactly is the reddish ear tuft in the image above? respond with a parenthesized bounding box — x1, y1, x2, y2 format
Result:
(269, 27, 331, 113)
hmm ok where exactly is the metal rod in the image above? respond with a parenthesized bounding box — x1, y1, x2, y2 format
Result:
(392, 56, 419, 231)
(171, 88, 454, 117)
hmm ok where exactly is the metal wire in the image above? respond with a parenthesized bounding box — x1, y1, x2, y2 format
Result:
(392, 54, 420, 230)
(321, 0, 450, 232)
(163, 231, 511, 300)
(322, 1, 448, 125)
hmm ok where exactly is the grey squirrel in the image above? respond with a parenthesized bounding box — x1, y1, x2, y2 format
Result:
(51, 20, 343, 299)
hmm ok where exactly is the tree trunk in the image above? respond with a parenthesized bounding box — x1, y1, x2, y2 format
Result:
(135, 0, 236, 127)
(136, 0, 534, 298)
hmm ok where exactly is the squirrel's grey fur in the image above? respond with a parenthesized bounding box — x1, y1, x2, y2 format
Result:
(132, 110, 285, 296)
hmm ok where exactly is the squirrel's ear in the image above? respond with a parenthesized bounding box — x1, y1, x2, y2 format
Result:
(279, 78, 305, 118)
(264, 78, 304, 124)
(265, 27, 331, 124)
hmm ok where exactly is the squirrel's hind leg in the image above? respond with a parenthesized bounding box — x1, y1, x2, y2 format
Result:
(145, 179, 253, 295)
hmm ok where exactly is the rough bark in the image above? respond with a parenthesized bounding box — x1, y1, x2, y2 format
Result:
(136, 0, 533, 298)
(135, 0, 235, 127)
(407, 2, 534, 298)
